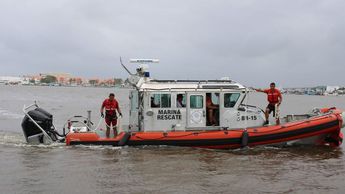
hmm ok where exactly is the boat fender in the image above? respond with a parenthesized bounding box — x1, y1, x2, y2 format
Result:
(118, 132, 131, 146)
(241, 130, 249, 148)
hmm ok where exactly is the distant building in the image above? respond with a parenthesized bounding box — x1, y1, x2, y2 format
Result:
(0, 76, 26, 85)
(325, 86, 340, 94)
(336, 87, 345, 95)
(2, 73, 123, 87)
(283, 85, 343, 96)
(40, 73, 72, 85)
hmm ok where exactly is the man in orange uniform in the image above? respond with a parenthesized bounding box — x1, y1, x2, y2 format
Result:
(255, 82, 282, 125)
(100, 93, 122, 138)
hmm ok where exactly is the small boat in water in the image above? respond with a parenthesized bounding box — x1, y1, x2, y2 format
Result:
(21, 59, 345, 149)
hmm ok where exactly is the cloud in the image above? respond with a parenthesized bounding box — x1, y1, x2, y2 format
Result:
(0, 0, 344, 87)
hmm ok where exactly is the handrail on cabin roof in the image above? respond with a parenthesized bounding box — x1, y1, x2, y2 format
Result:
(151, 79, 234, 83)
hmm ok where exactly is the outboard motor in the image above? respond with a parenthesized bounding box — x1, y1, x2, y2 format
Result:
(21, 106, 64, 144)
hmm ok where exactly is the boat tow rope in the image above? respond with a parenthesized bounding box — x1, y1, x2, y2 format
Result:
(93, 117, 104, 131)
(93, 115, 131, 146)
(94, 116, 123, 132)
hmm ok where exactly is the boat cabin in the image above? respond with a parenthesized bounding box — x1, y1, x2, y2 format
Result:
(124, 60, 266, 132)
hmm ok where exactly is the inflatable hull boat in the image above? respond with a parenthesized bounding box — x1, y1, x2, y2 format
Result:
(20, 59, 345, 149)
(22, 103, 344, 149)
(66, 108, 343, 149)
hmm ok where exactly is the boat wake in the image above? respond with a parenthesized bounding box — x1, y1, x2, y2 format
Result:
(0, 131, 25, 144)
(0, 108, 23, 120)
(0, 131, 65, 148)
(73, 144, 123, 151)
(0, 131, 124, 151)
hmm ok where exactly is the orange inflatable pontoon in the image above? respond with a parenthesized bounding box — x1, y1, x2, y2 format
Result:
(66, 108, 343, 149)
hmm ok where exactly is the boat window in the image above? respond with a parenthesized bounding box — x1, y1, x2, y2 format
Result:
(190, 95, 203, 109)
(176, 94, 186, 108)
(224, 93, 240, 108)
(150, 94, 171, 108)
(211, 93, 219, 105)
(161, 94, 171, 108)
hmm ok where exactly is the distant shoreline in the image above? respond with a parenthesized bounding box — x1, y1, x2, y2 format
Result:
(1, 84, 344, 97)
(0, 83, 127, 89)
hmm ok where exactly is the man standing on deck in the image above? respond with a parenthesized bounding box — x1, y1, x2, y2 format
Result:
(100, 93, 122, 138)
(254, 82, 282, 125)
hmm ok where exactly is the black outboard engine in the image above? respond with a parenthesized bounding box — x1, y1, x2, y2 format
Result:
(21, 107, 63, 144)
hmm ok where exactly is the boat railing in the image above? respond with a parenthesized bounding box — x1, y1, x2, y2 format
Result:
(152, 79, 235, 83)
(239, 104, 265, 114)
(62, 115, 95, 134)
(22, 102, 54, 144)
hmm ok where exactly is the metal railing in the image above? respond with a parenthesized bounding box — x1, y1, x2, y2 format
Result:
(22, 102, 54, 144)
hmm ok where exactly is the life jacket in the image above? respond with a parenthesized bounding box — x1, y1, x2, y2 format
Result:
(264, 89, 281, 104)
(102, 99, 118, 119)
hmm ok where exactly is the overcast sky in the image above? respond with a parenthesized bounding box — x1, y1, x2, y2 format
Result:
(0, 0, 344, 87)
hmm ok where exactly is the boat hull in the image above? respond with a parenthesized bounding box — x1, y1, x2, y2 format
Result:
(66, 113, 343, 149)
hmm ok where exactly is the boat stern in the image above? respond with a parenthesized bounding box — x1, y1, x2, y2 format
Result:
(325, 111, 345, 147)
(341, 112, 345, 128)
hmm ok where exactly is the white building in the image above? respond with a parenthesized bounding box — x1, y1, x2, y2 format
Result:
(325, 86, 340, 94)
(0, 76, 27, 85)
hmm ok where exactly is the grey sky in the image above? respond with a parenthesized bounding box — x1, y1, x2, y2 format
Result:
(0, 0, 344, 87)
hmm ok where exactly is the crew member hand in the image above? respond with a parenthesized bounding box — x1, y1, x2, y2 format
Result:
(101, 112, 104, 118)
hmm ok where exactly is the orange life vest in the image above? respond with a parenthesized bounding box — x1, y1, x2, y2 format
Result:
(264, 89, 282, 104)
(102, 99, 119, 117)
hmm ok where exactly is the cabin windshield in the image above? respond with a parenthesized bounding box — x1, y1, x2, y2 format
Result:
(224, 93, 240, 108)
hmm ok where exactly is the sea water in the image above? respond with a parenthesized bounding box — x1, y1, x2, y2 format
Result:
(1, 85, 345, 193)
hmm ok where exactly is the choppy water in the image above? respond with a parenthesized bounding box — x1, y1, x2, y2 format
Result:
(1, 85, 345, 193)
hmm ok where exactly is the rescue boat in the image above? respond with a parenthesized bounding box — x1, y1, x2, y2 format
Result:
(21, 59, 345, 149)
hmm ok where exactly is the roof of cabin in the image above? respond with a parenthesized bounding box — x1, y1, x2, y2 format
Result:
(138, 79, 246, 91)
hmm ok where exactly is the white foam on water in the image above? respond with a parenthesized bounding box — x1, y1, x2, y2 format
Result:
(0, 132, 26, 147)
(0, 132, 67, 149)
(0, 108, 23, 119)
(0, 131, 124, 151)
(73, 144, 123, 151)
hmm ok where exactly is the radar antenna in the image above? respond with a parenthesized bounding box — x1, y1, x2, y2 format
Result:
(120, 57, 134, 75)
